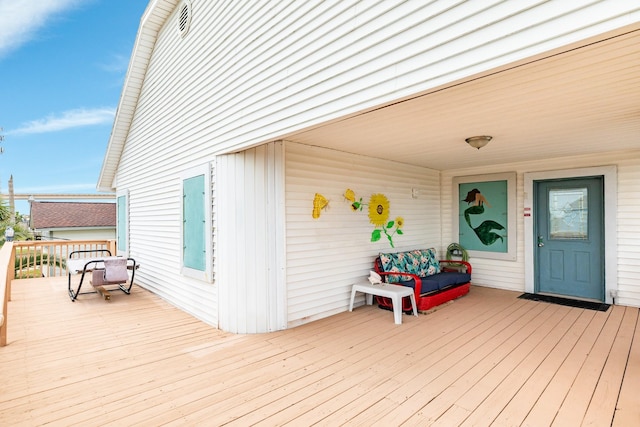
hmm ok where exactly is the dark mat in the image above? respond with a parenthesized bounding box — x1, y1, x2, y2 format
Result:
(518, 293, 610, 312)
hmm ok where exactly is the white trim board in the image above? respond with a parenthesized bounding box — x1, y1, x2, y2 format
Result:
(524, 166, 617, 304)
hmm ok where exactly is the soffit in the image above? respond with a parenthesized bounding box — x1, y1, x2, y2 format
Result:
(286, 26, 640, 170)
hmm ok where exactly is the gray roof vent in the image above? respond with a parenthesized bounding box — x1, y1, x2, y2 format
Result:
(178, 0, 192, 38)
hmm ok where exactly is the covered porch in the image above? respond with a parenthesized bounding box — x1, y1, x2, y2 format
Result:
(1, 276, 638, 426)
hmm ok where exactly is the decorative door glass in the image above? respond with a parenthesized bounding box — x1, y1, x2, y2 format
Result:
(548, 187, 588, 239)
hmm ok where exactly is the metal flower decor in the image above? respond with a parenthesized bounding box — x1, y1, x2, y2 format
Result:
(344, 188, 404, 248)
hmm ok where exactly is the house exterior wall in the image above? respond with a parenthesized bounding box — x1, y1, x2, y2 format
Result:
(48, 228, 116, 241)
(114, 153, 218, 326)
(441, 150, 640, 308)
(102, 1, 640, 191)
(284, 141, 441, 327)
(108, 1, 640, 329)
(216, 142, 286, 333)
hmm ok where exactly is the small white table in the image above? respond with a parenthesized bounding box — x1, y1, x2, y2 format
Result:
(349, 281, 418, 324)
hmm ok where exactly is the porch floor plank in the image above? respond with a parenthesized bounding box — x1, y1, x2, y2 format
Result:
(612, 307, 640, 426)
(582, 307, 638, 426)
(489, 309, 596, 426)
(551, 306, 625, 426)
(520, 306, 612, 426)
(0, 278, 638, 426)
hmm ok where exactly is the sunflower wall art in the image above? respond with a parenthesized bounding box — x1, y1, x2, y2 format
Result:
(344, 188, 404, 248)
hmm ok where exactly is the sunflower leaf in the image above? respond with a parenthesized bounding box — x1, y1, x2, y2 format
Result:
(386, 221, 395, 229)
(371, 229, 382, 242)
(397, 229, 404, 235)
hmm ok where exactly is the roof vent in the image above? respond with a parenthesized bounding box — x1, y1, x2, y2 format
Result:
(177, 0, 192, 38)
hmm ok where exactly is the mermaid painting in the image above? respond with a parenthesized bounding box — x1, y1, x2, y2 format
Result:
(463, 188, 506, 246)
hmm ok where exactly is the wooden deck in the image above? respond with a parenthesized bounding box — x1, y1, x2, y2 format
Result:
(1, 278, 639, 426)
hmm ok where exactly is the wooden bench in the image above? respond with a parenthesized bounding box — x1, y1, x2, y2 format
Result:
(375, 249, 472, 312)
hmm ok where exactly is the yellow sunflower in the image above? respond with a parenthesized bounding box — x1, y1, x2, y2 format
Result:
(395, 216, 404, 228)
(368, 193, 390, 226)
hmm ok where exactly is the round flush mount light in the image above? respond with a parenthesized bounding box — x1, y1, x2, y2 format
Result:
(465, 135, 492, 150)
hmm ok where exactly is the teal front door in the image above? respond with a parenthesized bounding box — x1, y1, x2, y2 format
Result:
(534, 177, 604, 301)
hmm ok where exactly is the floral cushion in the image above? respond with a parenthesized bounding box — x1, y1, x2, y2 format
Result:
(378, 249, 441, 284)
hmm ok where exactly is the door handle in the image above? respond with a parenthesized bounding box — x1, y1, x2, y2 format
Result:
(537, 235, 544, 247)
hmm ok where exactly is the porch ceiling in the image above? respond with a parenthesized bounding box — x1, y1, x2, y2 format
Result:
(286, 26, 640, 171)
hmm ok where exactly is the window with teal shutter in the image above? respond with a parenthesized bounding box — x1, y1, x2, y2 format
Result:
(116, 195, 127, 252)
(183, 174, 206, 271)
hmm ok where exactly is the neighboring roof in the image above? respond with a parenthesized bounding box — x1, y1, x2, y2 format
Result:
(30, 202, 116, 229)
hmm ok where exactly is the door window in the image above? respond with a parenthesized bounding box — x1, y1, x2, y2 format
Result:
(548, 187, 588, 239)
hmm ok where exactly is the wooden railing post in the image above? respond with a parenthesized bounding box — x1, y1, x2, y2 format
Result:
(8, 243, 15, 301)
(107, 239, 117, 255)
(1, 242, 14, 347)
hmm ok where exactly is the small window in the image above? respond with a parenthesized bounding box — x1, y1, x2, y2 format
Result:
(181, 164, 212, 281)
(548, 187, 588, 239)
(183, 175, 206, 270)
(116, 191, 129, 255)
(177, 0, 192, 38)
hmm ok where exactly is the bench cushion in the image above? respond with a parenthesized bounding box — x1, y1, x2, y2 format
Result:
(396, 272, 471, 294)
(379, 248, 440, 283)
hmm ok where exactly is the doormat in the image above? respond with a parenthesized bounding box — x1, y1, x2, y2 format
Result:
(518, 293, 610, 312)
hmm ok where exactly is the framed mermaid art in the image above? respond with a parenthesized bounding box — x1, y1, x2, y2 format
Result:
(452, 172, 517, 261)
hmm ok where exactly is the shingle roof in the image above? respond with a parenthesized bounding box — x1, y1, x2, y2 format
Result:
(30, 202, 116, 229)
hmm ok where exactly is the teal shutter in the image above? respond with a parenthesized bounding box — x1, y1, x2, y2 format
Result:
(183, 175, 206, 271)
(116, 195, 127, 252)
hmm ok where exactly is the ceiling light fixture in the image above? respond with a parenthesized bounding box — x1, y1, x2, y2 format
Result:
(465, 135, 492, 150)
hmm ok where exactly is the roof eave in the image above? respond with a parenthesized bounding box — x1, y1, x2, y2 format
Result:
(97, 0, 179, 192)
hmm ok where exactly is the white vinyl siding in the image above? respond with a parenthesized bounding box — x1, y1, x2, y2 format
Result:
(285, 142, 440, 327)
(101, 1, 640, 191)
(113, 159, 217, 327)
(103, 1, 640, 332)
(215, 142, 286, 333)
(616, 158, 640, 307)
(441, 150, 640, 308)
(43, 228, 116, 242)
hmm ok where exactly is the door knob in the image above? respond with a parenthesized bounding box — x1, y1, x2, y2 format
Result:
(537, 236, 544, 247)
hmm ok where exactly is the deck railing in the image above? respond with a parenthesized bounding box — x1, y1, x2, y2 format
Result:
(13, 240, 117, 279)
(0, 242, 13, 346)
(1, 239, 117, 346)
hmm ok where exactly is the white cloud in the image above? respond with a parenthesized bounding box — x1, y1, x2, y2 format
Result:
(0, 0, 83, 58)
(99, 53, 130, 73)
(9, 107, 115, 135)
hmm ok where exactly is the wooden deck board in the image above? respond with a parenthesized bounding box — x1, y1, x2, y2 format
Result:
(490, 309, 596, 426)
(582, 307, 638, 426)
(1, 278, 638, 426)
(551, 306, 625, 426)
(372, 300, 539, 425)
(612, 307, 640, 426)
(521, 306, 612, 426)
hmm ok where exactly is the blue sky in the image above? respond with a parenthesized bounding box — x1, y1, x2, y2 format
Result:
(0, 0, 148, 214)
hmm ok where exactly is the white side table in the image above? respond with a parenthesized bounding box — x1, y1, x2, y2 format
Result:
(349, 281, 418, 324)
